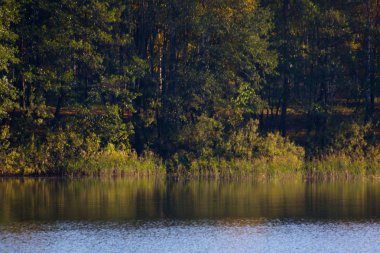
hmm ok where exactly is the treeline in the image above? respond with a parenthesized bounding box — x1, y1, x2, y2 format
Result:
(0, 0, 379, 176)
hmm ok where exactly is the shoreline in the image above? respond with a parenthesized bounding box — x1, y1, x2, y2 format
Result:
(1, 169, 379, 180)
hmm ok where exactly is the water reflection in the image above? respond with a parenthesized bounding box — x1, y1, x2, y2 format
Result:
(1, 178, 380, 223)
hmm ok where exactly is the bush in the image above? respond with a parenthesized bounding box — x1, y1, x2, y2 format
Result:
(227, 119, 261, 159)
(257, 132, 305, 171)
(0, 105, 135, 175)
(302, 121, 380, 178)
(67, 146, 165, 176)
(178, 114, 224, 159)
(330, 122, 373, 158)
(173, 117, 305, 175)
(60, 105, 133, 149)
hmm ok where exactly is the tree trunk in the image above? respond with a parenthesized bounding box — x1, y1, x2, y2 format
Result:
(281, 0, 290, 136)
(54, 88, 64, 121)
(365, 0, 374, 120)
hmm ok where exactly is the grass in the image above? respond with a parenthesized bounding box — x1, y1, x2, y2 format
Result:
(2, 153, 380, 179)
(181, 157, 304, 178)
(305, 155, 380, 180)
(2, 151, 380, 179)
(165, 152, 380, 180)
(1, 141, 380, 179)
(66, 149, 166, 177)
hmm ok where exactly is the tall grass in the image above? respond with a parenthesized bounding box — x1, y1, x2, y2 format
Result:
(2, 151, 380, 179)
(306, 154, 380, 180)
(67, 149, 166, 177)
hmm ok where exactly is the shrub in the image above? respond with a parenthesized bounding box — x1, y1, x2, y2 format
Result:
(257, 132, 305, 171)
(227, 119, 261, 159)
(173, 117, 305, 175)
(330, 122, 372, 158)
(60, 105, 133, 149)
(178, 114, 224, 159)
(67, 147, 165, 176)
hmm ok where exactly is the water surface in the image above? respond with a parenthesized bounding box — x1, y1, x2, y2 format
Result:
(1, 178, 380, 252)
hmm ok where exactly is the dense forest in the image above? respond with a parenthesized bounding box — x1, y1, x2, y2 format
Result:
(0, 0, 379, 176)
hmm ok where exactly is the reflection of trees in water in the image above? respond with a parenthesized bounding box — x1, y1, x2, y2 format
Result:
(1, 178, 380, 223)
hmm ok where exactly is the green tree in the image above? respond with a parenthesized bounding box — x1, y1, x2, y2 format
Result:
(0, 0, 18, 120)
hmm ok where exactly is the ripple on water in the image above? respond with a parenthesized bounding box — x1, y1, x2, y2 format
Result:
(1, 220, 380, 253)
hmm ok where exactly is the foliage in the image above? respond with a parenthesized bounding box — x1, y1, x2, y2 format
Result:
(0, 0, 18, 120)
(178, 114, 224, 159)
(172, 118, 305, 175)
(0, 0, 380, 177)
(67, 147, 165, 176)
(330, 122, 373, 158)
(59, 106, 134, 149)
(257, 132, 305, 170)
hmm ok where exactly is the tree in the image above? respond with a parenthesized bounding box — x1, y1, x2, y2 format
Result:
(0, 0, 18, 121)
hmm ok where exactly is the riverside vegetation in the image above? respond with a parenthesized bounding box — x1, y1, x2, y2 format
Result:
(0, 0, 380, 177)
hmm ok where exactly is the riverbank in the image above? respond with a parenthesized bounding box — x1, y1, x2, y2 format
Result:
(1, 119, 379, 178)
(3, 120, 379, 179)
(1, 150, 380, 179)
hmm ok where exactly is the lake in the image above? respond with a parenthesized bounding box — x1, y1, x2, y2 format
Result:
(1, 177, 380, 252)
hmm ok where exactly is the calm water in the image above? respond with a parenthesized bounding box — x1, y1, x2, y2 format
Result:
(1, 178, 380, 252)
